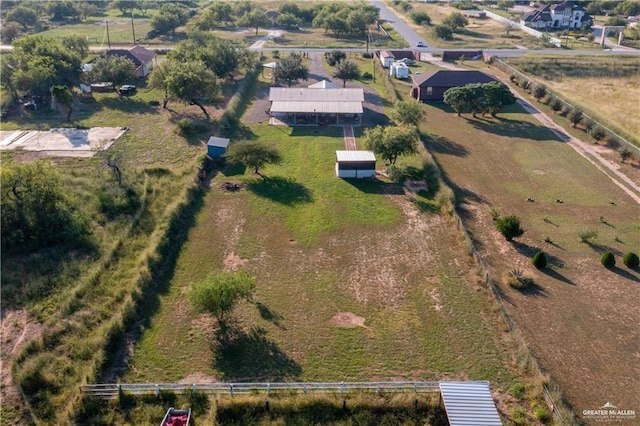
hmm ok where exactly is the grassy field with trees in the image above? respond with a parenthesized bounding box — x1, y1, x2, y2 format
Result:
(502, 55, 640, 147)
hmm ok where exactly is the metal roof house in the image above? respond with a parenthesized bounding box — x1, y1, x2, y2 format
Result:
(269, 87, 364, 126)
(105, 46, 156, 78)
(207, 136, 230, 158)
(335, 151, 376, 178)
(410, 70, 497, 102)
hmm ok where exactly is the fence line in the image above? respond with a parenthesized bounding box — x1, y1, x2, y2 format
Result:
(445, 199, 571, 425)
(82, 381, 443, 400)
(491, 57, 639, 155)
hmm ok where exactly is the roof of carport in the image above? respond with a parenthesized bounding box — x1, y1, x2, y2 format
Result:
(439, 381, 502, 426)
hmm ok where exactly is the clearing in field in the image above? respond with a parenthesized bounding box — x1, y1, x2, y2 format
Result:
(422, 101, 640, 418)
(122, 125, 521, 403)
(503, 55, 640, 147)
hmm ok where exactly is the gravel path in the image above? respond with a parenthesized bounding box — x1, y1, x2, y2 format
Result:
(343, 126, 357, 150)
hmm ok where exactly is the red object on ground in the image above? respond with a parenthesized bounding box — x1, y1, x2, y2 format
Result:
(165, 414, 188, 426)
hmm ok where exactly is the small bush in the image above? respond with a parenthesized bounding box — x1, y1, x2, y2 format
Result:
(532, 251, 547, 269)
(579, 230, 598, 244)
(623, 252, 639, 269)
(510, 406, 529, 425)
(508, 382, 526, 400)
(583, 117, 594, 132)
(619, 148, 632, 162)
(176, 119, 208, 136)
(361, 71, 372, 79)
(489, 207, 500, 221)
(533, 405, 551, 423)
(362, 52, 372, 59)
(507, 269, 533, 290)
(550, 98, 562, 112)
(590, 125, 606, 143)
(496, 215, 524, 241)
(601, 252, 615, 268)
(568, 108, 583, 127)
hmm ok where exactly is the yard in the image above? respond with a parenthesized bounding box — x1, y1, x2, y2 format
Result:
(124, 125, 521, 391)
(419, 101, 640, 418)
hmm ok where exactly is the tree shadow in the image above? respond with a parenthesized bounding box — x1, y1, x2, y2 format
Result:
(583, 242, 623, 257)
(214, 324, 302, 381)
(466, 116, 563, 142)
(255, 301, 286, 330)
(248, 176, 313, 205)
(608, 266, 640, 283)
(425, 134, 469, 157)
(98, 97, 157, 114)
(541, 267, 575, 285)
(512, 241, 540, 257)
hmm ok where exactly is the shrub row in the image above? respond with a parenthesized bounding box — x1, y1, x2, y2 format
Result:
(218, 64, 261, 137)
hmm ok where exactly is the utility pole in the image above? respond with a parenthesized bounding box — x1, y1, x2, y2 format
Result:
(106, 20, 111, 49)
(131, 11, 136, 44)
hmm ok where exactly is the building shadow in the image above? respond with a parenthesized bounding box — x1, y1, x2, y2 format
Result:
(344, 177, 404, 195)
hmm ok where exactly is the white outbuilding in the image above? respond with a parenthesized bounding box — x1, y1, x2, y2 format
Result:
(335, 150, 376, 178)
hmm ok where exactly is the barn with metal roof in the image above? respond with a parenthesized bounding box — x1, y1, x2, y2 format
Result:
(335, 150, 376, 178)
(269, 87, 364, 125)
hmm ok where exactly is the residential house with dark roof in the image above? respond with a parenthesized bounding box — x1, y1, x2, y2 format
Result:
(410, 70, 497, 102)
(521, 1, 591, 29)
(105, 46, 156, 78)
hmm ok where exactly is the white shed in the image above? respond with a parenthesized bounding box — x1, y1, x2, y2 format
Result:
(390, 62, 409, 79)
(379, 50, 395, 68)
(335, 150, 376, 178)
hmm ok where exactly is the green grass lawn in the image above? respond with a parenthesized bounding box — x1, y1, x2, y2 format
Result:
(125, 124, 518, 390)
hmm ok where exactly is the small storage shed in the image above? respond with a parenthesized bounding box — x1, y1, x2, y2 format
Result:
(335, 150, 376, 178)
(207, 136, 230, 158)
(379, 50, 395, 68)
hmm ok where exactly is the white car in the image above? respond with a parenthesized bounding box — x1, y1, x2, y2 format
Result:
(416, 41, 425, 47)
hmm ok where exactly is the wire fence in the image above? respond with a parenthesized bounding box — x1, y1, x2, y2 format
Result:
(82, 381, 443, 400)
(490, 57, 639, 155)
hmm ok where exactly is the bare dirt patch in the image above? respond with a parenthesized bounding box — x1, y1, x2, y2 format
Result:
(330, 312, 366, 328)
(224, 252, 248, 271)
(1, 309, 42, 421)
(178, 372, 219, 384)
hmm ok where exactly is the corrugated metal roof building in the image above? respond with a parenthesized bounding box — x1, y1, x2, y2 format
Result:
(268, 88, 364, 126)
(335, 150, 376, 178)
(439, 381, 503, 426)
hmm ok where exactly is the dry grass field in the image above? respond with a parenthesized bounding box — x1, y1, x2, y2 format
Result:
(420, 102, 640, 418)
(503, 55, 640, 147)
(385, 1, 549, 49)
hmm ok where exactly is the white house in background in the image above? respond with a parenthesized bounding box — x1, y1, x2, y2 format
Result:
(105, 46, 156, 78)
(521, 1, 591, 29)
(335, 151, 376, 178)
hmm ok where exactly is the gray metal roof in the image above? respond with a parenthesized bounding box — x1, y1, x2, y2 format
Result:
(269, 88, 364, 102)
(308, 79, 340, 89)
(439, 382, 502, 426)
(336, 150, 376, 162)
(207, 137, 230, 148)
(270, 101, 363, 114)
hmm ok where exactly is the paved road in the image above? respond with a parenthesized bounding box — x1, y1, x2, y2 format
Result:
(370, 0, 428, 49)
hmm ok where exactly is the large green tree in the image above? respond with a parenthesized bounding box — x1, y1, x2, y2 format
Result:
(87, 55, 137, 85)
(274, 53, 308, 87)
(391, 98, 425, 127)
(1, 160, 92, 253)
(2, 35, 85, 97)
(363, 125, 419, 166)
(237, 8, 270, 35)
(442, 12, 468, 32)
(227, 141, 282, 178)
(171, 33, 251, 79)
(151, 3, 189, 36)
(50, 85, 74, 122)
(331, 59, 360, 88)
(5, 5, 39, 30)
(164, 60, 219, 118)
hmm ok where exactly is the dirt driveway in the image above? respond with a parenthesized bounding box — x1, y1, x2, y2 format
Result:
(243, 53, 387, 126)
